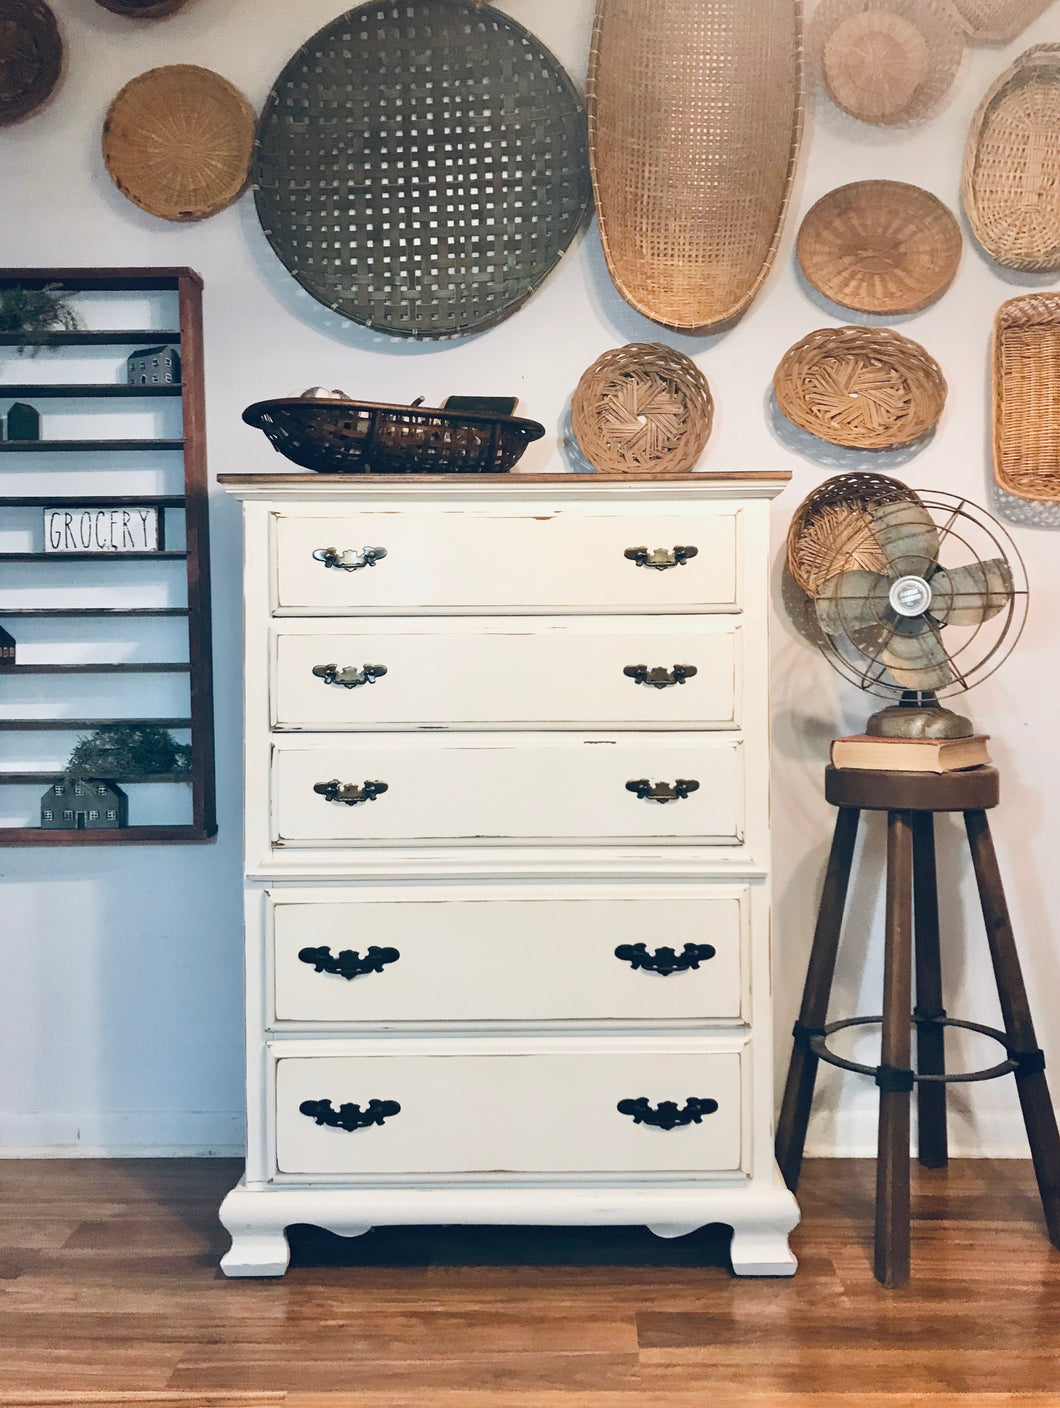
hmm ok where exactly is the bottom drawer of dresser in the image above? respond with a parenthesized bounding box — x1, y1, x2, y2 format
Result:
(274, 1047, 745, 1177)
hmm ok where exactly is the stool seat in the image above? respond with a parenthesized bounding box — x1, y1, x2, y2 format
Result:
(825, 764, 999, 812)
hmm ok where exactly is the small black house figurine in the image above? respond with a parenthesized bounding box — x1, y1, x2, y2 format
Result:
(0, 624, 14, 665)
(40, 779, 128, 830)
(6, 402, 40, 440)
(126, 346, 180, 386)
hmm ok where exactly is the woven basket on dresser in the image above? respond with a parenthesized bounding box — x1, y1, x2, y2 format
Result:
(786, 470, 920, 595)
(993, 293, 1060, 501)
(587, 0, 803, 330)
(774, 325, 946, 450)
(571, 344, 713, 475)
(951, 0, 1053, 43)
(0, 0, 62, 126)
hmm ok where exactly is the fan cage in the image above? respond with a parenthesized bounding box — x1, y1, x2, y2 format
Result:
(807, 490, 1028, 701)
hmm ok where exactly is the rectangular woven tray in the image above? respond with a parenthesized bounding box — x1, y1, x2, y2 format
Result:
(993, 292, 1060, 501)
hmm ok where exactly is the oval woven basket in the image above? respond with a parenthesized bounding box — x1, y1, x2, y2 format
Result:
(571, 343, 713, 475)
(774, 325, 947, 450)
(809, 0, 963, 125)
(588, 0, 803, 330)
(963, 46, 1060, 271)
(94, 0, 188, 16)
(0, 0, 62, 126)
(796, 180, 962, 314)
(102, 64, 255, 221)
(992, 292, 1060, 501)
(786, 470, 921, 595)
(950, 0, 1053, 43)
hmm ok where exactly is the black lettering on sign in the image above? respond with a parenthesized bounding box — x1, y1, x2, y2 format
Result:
(42, 506, 162, 554)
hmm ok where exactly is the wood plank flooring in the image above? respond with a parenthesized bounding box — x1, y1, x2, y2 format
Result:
(0, 1157, 1058, 1405)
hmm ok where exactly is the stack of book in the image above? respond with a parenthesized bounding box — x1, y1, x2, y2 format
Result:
(830, 734, 991, 773)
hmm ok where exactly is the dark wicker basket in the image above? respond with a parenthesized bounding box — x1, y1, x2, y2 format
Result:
(0, 0, 63, 126)
(243, 398, 546, 474)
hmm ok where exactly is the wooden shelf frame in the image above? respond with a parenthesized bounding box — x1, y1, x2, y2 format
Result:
(0, 266, 216, 844)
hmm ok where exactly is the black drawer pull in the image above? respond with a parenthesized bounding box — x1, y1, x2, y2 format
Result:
(614, 942, 717, 976)
(312, 662, 387, 688)
(624, 545, 698, 570)
(617, 1096, 718, 1130)
(298, 944, 400, 980)
(312, 545, 387, 571)
(624, 664, 698, 689)
(313, 779, 388, 806)
(626, 778, 699, 803)
(299, 1098, 400, 1131)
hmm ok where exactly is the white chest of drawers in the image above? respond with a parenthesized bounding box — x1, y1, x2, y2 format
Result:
(218, 472, 798, 1277)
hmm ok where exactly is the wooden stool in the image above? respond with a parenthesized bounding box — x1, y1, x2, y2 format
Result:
(775, 765, 1060, 1287)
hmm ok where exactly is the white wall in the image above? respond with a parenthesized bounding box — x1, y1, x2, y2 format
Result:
(1, 0, 1058, 1155)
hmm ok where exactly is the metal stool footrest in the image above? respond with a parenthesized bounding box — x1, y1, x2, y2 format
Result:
(808, 1014, 1027, 1086)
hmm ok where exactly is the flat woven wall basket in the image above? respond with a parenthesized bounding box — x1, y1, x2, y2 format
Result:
(0, 0, 62, 126)
(963, 45, 1060, 271)
(102, 64, 255, 221)
(992, 292, 1060, 501)
(950, 0, 1053, 43)
(796, 180, 961, 314)
(809, 0, 964, 125)
(786, 470, 920, 595)
(571, 343, 713, 474)
(587, 0, 803, 330)
(94, 0, 188, 16)
(253, 0, 590, 339)
(774, 325, 947, 450)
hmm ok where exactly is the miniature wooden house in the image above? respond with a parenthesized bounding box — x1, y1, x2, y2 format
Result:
(6, 402, 40, 441)
(0, 625, 14, 665)
(40, 779, 128, 830)
(126, 346, 180, 386)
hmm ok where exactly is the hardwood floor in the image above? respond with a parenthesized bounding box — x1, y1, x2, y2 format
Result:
(0, 1157, 1058, 1405)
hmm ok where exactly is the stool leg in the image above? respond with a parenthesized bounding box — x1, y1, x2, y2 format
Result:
(965, 809, 1060, 1250)
(912, 812, 947, 1169)
(876, 809, 914, 1289)
(775, 806, 860, 1193)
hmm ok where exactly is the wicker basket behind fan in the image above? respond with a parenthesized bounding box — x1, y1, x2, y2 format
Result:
(0, 0, 63, 126)
(993, 292, 1060, 502)
(786, 471, 920, 596)
(951, 0, 1053, 42)
(571, 343, 713, 475)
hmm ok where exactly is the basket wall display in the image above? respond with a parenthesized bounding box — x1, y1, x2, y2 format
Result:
(950, 0, 1054, 43)
(963, 46, 1060, 271)
(992, 292, 1060, 501)
(253, 0, 591, 340)
(785, 470, 920, 595)
(571, 343, 713, 475)
(102, 65, 255, 222)
(587, 0, 803, 330)
(796, 181, 961, 314)
(94, 0, 188, 16)
(774, 325, 947, 450)
(0, 0, 62, 126)
(243, 398, 546, 475)
(809, 0, 964, 125)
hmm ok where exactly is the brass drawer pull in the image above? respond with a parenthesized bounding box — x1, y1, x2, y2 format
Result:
(298, 944, 400, 980)
(614, 941, 716, 976)
(299, 1098, 401, 1131)
(626, 778, 700, 803)
(313, 779, 388, 806)
(624, 664, 698, 689)
(617, 1096, 718, 1130)
(312, 545, 387, 571)
(624, 545, 698, 570)
(312, 662, 388, 688)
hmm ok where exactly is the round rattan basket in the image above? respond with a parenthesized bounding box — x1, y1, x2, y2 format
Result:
(571, 343, 713, 475)
(796, 180, 962, 314)
(774, 325, 947, 450)
(0, 0, 62, 126)
(786, 470, 920, 595)
(102, 64, 255, 222)
(94, 0, 188, 15)
(810, 0, 964, 125)
(963, 45, 1060, 272)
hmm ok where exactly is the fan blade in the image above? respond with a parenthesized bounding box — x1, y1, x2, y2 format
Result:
(930, 558, 1012, 627)
(815, 569, 892, 637)
(880, 624, 953, 691)
(868, 497, 940, 577)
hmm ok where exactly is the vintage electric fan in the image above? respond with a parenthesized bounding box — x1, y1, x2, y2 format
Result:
(786, 473, 1028, 737)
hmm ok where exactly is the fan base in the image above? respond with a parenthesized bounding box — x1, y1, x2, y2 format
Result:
(866, 704, 974, 739)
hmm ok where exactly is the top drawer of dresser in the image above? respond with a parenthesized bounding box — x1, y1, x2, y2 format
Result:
(270, 506, 740, 613)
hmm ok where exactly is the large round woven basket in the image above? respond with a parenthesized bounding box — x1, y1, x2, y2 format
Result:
(102, 65, 255, 222)
(0, 0, 62, 126)
(950, 0, 1053, 43)
(786, 470, 920, 595)
(774, 325, 947, 450)
(809, 0, 964, 125)
(796, 180, 962, 314)
(992, 292, 1060, 501)
(963, 45, 1060, 271)
(94, 0, 188, 16)
(571, 343, 713, 475)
